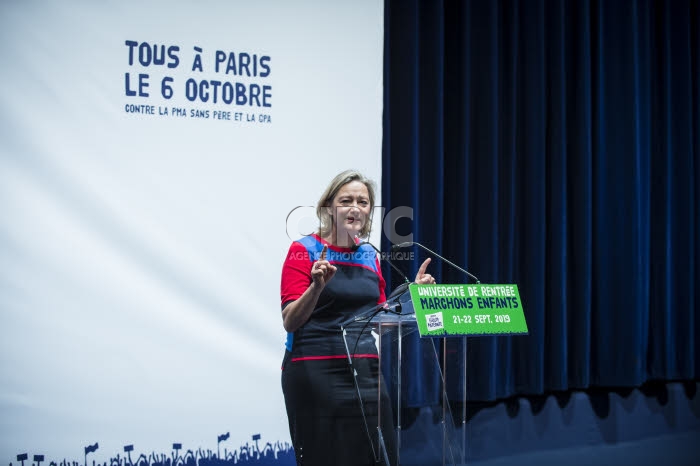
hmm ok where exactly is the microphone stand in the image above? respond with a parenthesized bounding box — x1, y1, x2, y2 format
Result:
(392, 242, 481, 284)
(341, 300, 403, 466)
(353, 240, 411, 284)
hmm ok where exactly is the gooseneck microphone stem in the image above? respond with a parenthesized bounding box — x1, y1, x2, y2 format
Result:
(392, 242, 481, 284)
(353, 241, 411, 284)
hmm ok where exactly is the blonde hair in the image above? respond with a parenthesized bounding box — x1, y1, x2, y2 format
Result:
(316, 169, 377, 238)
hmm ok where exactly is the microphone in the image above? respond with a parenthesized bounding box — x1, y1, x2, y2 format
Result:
(392, 241, 481, 284)
(352, 239, 411, 284)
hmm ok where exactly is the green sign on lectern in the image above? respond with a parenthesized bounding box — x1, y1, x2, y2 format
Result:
(408, 283, 528, 337)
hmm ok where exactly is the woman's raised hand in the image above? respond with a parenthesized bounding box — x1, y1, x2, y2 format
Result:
(311, 244, 337, 286)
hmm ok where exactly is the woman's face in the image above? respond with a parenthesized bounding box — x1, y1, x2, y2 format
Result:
(329, 180, 372, 245)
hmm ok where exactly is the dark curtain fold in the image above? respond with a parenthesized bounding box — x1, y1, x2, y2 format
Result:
(381, 0, 699, 402)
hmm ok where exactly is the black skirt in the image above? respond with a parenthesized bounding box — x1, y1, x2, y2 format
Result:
(281, 350, 396, 466)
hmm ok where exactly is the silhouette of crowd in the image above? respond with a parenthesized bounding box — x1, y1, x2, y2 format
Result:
(9, 435, 295, 466)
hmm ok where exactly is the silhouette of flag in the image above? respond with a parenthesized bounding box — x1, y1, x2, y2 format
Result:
(217, 433, 230, 443)
(84, 443, 99, 454)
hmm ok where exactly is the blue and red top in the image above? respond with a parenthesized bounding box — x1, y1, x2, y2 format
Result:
(280, 234, 386, 361)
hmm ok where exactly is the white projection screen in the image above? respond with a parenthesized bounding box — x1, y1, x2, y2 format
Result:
(0, 1, 384, 464)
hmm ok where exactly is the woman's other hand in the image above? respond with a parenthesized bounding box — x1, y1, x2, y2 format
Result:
(414, 257, 436, 284)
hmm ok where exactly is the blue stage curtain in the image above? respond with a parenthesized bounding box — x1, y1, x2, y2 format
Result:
(380, 0, 698, 402)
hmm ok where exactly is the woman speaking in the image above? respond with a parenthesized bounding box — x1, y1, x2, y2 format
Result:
(279, 169, 434, 465)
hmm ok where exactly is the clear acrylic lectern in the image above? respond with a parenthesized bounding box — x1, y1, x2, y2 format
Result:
(342, 287, 470, 466)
